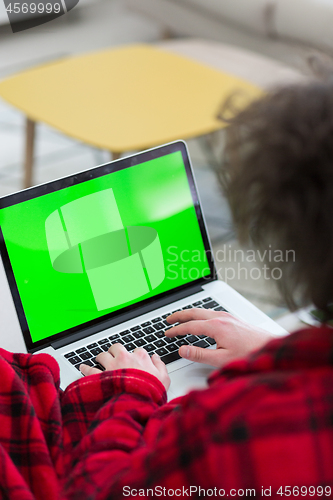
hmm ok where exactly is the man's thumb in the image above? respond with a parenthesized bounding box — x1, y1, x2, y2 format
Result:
(179, 345, 223, 367)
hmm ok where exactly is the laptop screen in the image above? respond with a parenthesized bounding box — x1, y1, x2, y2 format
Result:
(0, 142, 215, 350)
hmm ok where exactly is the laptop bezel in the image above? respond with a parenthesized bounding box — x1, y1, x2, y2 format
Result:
(0, 141, 217, 352)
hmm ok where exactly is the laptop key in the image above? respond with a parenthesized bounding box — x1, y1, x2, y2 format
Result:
(64, 351, 76, 358)
(75, 359, 93, 370)
(124, 342, 136, 351)
(154, 339, 166, 348)
(202, 297, 213, 303)
(130, 326, 141, 332)
(166, 344, 179, 353)
(164, 337, 177, 343)
(143, 344, 155, 353)
(193, 339, 210, 348)
(145, 334, 157, 343)
(203, 301, 219, 309)
(160, 351, 181, 365)
(172, 309, 181, 313)
(142, 326, 155, 334)
(98, 338, 109, 345)
(192, 301, 202, 306)
(69, 355, 82, 365)
(187, 335, 198, 343)
(90, 347, 102, 356)
(109, 334, 120, 342)
(114, 339, 125, 346)
(76, 347, 87, 354)
(87, 343, 98, 349)
(134, 338, 146, 348)
(123, 334, 135, 343)
(154, 330, 165, 339)
(214, 306, 227, 312)
(152, 317, 162, 323)
(83, 359, 94, 366)
(163, 320, 171, 327)
(155, 347, 168, 356)
(176, 339, 190, 347)
(183, 305, 192, 309)
(101, 343, 111, 351)
(141, 321, 151, 327)
(80, 351, 93, 360)
(161, 314, 170, 319)
(119, 330, 130, 336)
(93, 362, 105, 371)
(132, 330, 145, 339)
(206, 337, 216, 345)
(153, 322, 165, 331)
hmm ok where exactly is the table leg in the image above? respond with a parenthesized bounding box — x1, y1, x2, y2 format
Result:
(161, 27, 172, 40)
(110, 152, 121, 162)
(24, 118, 36, 189)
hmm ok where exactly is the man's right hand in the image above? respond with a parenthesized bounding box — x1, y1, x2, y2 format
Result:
(165, 308, 274, 368)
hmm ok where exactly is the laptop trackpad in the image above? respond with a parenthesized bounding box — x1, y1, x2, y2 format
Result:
(167, 362, 215, 400)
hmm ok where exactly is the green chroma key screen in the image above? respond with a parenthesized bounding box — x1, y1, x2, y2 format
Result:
(0, 150, 211, 344)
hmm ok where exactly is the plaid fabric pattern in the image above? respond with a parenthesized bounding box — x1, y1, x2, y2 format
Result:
(0, 327, 333, 499)
(0, 349, 62, 500)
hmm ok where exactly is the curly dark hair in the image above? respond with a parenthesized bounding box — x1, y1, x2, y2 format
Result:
(217, 81, 333, 316)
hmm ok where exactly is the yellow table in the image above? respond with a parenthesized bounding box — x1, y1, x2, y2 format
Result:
(0, 44, 260, 188)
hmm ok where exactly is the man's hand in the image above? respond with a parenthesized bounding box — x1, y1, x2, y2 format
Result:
(80, 344, 170, 391)
(165, 308, 274, 368)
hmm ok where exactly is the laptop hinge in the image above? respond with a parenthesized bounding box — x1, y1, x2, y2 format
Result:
(51, 284, 204, 350)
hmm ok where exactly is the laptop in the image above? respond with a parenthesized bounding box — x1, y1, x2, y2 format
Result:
(0, 141, 286, 399)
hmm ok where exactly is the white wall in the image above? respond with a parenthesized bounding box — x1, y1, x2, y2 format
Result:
(0, 2, 8, 24)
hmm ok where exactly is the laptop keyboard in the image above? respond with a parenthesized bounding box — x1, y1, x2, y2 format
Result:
(63, 297, 227, 372)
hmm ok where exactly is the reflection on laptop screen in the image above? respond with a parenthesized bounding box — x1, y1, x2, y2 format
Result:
(0, 150, 210, 344)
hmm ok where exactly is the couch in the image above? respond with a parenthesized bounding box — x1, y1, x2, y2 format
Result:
(125, 0, 333, 70)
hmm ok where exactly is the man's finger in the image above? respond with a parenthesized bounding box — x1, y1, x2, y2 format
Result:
(151, 353, 167, 371)
(166, 308, 218, 325)
(95, 351, 114, 369)
(108, 342, 127, 357)
(133, 347, 149, 359)
(179, 346, 228, 368)
(151, 353, 170, 390)
(80, 363, 102, 376)
(165, 319, 214, 338)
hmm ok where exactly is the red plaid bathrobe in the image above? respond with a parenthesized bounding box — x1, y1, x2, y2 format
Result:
(0, 326, 333, 500)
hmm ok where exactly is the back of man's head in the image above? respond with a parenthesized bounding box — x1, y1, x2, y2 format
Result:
(219, 81, 333, 317)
